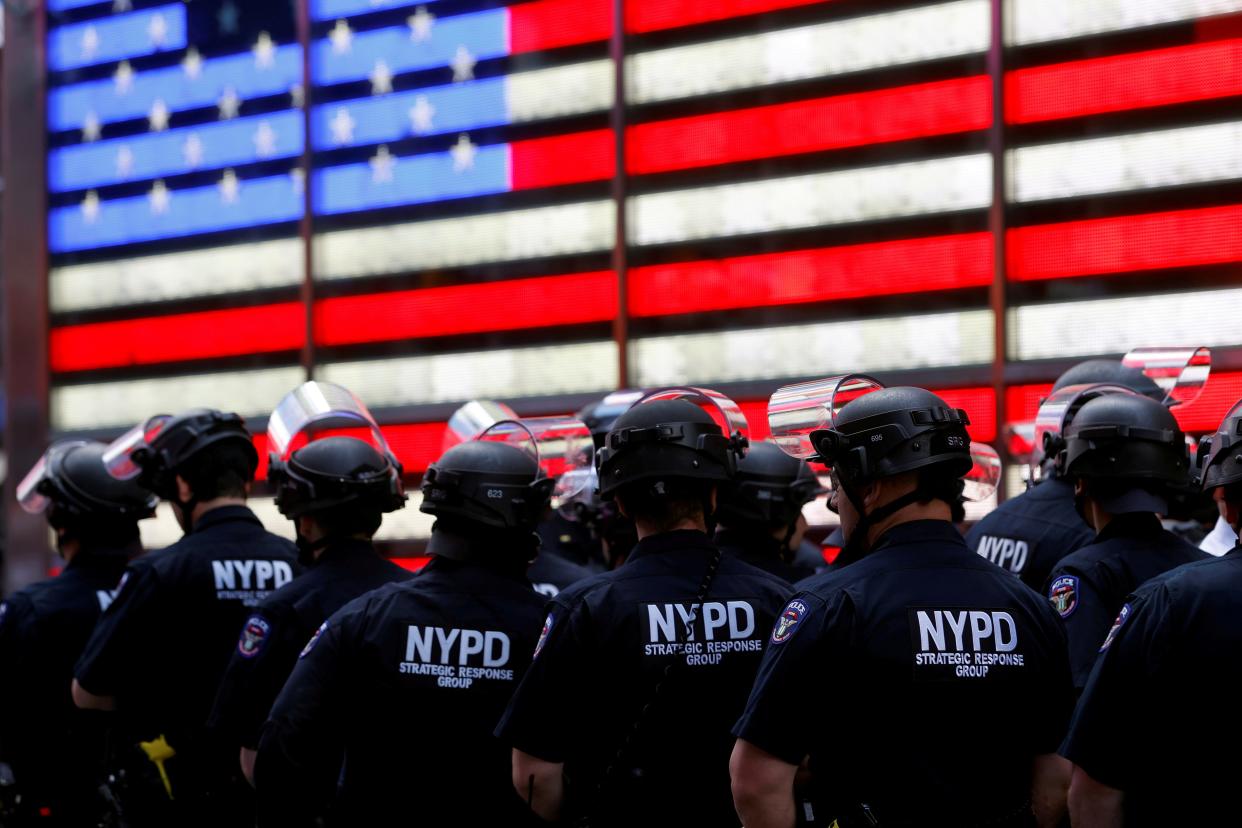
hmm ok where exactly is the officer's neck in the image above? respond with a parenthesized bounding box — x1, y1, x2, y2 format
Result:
(864, 500, 952, 546)
(188, 497, 247, 527)
(634, 516, 707, 541)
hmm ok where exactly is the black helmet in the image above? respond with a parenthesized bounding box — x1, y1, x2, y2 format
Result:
(106, 408, 258, 499)
(421, 440, 554, 531)
(1052, 359, 1164, 401)
(576, 390, 644, 450)
(811, 387, 973, 485)
(717, 442, 821, 528)
(596, 397, 748, 499)
(271, 436, 406, 519)
(19, 441, 158, 525)
(1196, 401, 1242, 492)
(1058, 392, 1188, 486)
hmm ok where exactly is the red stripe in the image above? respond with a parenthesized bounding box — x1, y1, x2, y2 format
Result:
(510, 130, 615, 190)
(314, 272, 617, 346)
(1007, 204, 1242, 282)
(627, 76, 991, 175)
(1006, 39, 1242, 124)
(627, 233, 993, 317)
(392, 556, 432, 571)
(50, 304, 304, 372)
(626, 0, 827, 33)
(508, 0, 612, 53)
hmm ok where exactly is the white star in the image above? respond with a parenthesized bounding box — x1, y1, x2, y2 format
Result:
(218, 87, 241, 120)
(370, 60, 393, 95)
(253, 31, 276, 70)
(148, 180, 171, 215)
(290, 83, 305, 109)
(370, 145, 396, 183)
(182, 47, 203, 80)
(182, 133, 205, 168)
(82, 111, 102, 142)
(148, 13, 168, 48)
(450, 134, 476, 172)
(408, 7, 434, 42)
(81, 26, 100, 62)
(253, 121, 278, 158)
(81, 190, 101, 225)
(451, 45, 476, 82)
(219, 169, 240, 204)
(408, 95, 435, 134)
(329, 107, 356, 146)
(115, 145, 135, 178)
(114, 60, 135, 95)
(112, 0, 132, 11)
(148, 98, 170, 132)
(329, 19, 353, 55)
(290, 166, 306, 196)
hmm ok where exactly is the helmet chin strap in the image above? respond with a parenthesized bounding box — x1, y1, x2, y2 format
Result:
(836, 479, 930, 565)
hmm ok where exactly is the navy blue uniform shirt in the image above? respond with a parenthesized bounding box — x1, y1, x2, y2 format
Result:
(528, 550, 595, 598)
(75, 506, 299, 757)
(0, 546, 132, 819)
(1062, 546, 1242, 824)
(735, 520, 1074, 826)
(1042, 512, 1207, 690)
(968, 477, 1095, 590)
(496, 528, 792, 828)
(208, 538, 410, 750)
(254, 553, 546, 827)
(716, 527, 816, 584)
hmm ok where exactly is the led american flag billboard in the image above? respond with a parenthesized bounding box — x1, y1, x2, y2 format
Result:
(44, 0, 1242, 544)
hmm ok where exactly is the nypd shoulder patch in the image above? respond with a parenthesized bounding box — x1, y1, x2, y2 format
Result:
(772, 599, 809, 644)
(238, 615, 272, 659)
(533, 612, 555, 659)
(1099, 603, 1132, 652)
(300, 621, 328, 659)
(1048, 574, 1079, 619)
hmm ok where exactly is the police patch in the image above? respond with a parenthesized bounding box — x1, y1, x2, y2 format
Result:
(533, 613, 554, 659)
(1049, 575, 1078, 619)
(1100, 603, 1132, 652)
(772, 599, 808, 644)
(238, 615, 271, 659)
(300, 621, 328, 659)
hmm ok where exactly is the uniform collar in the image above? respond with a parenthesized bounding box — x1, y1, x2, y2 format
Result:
(715, 527, 784, 558)
(1094, 511, 1163, 543)
(314, 538, 380, 566)
(626, 528, 716, 563)
(420, 553, 531, 584)
(869, 519, 966, 555)
(190, 504, 262, 534)
(66, 541, 140, 571)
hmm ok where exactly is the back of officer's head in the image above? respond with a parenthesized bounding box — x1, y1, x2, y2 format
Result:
(716, 441, 817, 532)
(50, 443, 155, 550)
(1198, 401, 1242, 529)
(177, 440, 255, 501)
(421, 440, 550, 540)
(1053, 359, 1164, 400)
(289, 438, 398, 540)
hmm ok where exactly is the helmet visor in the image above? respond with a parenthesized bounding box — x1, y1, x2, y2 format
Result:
(964, 442, 1002, 502)
(478, 417, 594, 509)
(443, 399, 519, 453)
(1122, 346, 1211, 408)
(102, 415, 173, 480)
(635, 386, 751, 445)
(18, 441, 96, 514)
(767, 374, 885, 460)
(268, 381, 392, 461)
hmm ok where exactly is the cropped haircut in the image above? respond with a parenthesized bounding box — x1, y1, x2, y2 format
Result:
(178, 441, 255, 501)
(616, 478, 714, 534)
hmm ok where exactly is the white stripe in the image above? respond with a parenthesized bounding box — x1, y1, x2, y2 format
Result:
(52, 366, 304, 431)
(629, 0, 989, 105)
(320, 340, 617, 408)
(1009, 121, 1242, 203)
(314, 200, 612, 281)
(628, 153, 992, 246)
(1009, 287, 1242, 362)
(631, 310, 994, 387)
(508, 60, 613, 122)
(1007, 0, 1242, 45)
(50, 239, 303, 313)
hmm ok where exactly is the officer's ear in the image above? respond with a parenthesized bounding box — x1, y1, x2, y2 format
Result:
(708, 485, 717, 514)
(614, 495, 630, 520)
(175, 474, 194, 504)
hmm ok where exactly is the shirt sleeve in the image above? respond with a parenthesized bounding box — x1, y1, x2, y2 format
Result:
(1060, 584, 1171, 789)
(254, 613, 349, 827)
(494, 596, 588, 763)
(1045, 565, 1116, 690)
(73, 563, 163, 698)
(732, 591, 846, 765)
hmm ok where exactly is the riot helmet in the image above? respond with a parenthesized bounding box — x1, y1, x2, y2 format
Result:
(716, 441, 822, 530)
(576, 390, 644, 450)
(421, 440, 554, 532)
(1196, 400, 1242, 494)
(1052, 360, 1163, 400)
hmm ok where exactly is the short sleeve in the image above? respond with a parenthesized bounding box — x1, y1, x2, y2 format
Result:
(732, 591, 846, 765)
(1045, 566, 1116, 690)
(74, 564, 163, 697)
(494, 598, 588, 763)
(1060, 585, 1170, 788)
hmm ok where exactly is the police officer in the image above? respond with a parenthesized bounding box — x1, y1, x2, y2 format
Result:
(968, 359, 1165, 589)
(253, 438, 552, 826)
(72, 409, 299, 827)
(1061, 399, 1242, 823)
(209, 435, 410, 785)
(1041, 391, 1207, 690)
(731, 386, 1073, 828)
(0, 442, 156, 825)
(715, 441, 822, 583)
(497, 393, 793, 827)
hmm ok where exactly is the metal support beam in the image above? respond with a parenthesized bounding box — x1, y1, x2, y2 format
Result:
(297, 0, 317, 380)
(987, 0, 1009, 500)
(2, 0, 52, 593)
(609, 0, 630, 389)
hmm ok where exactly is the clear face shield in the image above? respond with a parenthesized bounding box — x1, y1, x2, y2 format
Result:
(17, 441, 90, 514)
(101, 415, 175, 480)
(1122, 346, 1211, 407)
(443, 400, 519, 453)
(476, 417, 595, 510)
(267, 381, 395, 465)
(1029, 383, 1135, 483)
(633, 386, 752, 445)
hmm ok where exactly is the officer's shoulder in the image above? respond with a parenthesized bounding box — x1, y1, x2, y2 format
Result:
(718, 555, 797, 598)
(0, 588, 38, 627)
(545, 568, 618, 609)
(1141, 553, 1236, 601)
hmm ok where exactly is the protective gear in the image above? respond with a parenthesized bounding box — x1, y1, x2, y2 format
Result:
(18, 441, 157, 524)
(420, 441, 554, 533)
(103, 408, 258, 499)
(1196, 400, 1242, 492)
(716, 442, 821, 530)
(1052, 359, 1163, 400)
(596, 392, 749, 499)
(577, 390, 645, 449)
(271, 437, 405, 520)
